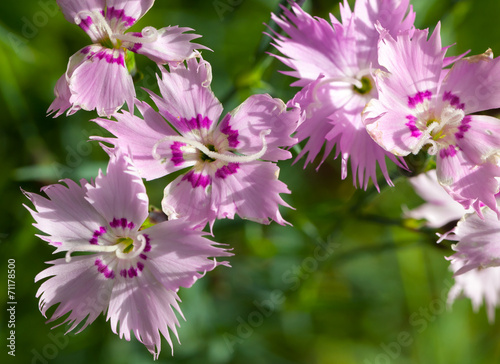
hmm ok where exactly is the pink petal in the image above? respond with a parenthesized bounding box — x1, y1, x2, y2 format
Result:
(105, 0, 154, 30)
(363, 98, 421, 156)
(85, 151, 149, 227)
(448, 207, 500, 274)
(211, 161, 292, 225)
(144, 219, 231, 291)
(437, 147, 500, 217)
(93, 100, 195, 180)
(270, 3, 357, 86)
(455, 115, 500, 165)
(326, 100, 405, 190)
(126, 26, 207, 64)
(107, 268, 183, 358)
(352, 0, 415, 63)
(162, 168, 213, 228)
(406, 170, 467, 228)
(68, 47, 134, 117)
(218, 94, 299, 162)
(448, 257, 500, 323)
(56, 0, 105, 25)
(440, 50, 500, 115)
(23, 179, 106, 252)
(35, 255, 113, 333)
(290, 75, 352, 167)
(149, 57, 223, 136)
(376, 25, 445, 106)
(47, 46, 92, 117)
(47, 73, 75, 118)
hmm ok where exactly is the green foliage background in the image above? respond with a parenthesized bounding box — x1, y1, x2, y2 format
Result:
(1, 0, 500, 363)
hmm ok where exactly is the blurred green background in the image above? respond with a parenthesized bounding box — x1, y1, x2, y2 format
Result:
(1, 0, 500, 363)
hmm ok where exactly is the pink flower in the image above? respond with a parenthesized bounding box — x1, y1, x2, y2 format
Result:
(94, 56, 300, 228)
(269, 0, 414, 189)
(24, 151, 231, 359)
(443, 206, 500, 275)
(406, 169, 468, 228)
(364, 25, 500, 217)
(48, 0, 206, 117)
(448, 257, 500, 323)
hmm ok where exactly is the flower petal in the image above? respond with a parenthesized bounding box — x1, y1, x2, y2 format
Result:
(85, 151, 149, 227)
(23, 179, 106, 252)
(162, 168, 213, 228)
(447, 207, 500, 274)
(351, 0, 415, 63)
(69, 47, 134, 117)
(440, 50, 500, 115)
(56, 0, 105, 25)
(144, 219, 231, 291)
(125, 26, 207, 64)
(327, 99, 405, 190)
(149, 57, 222, 137)
(270, 3, 357, 86)
(93, 100, 196, 180)
(35, 255, 113, 333)
(211, 161, 291, 225)
(376, 25, 445, 107)
(290, 75, 353, 167)
(437, 147, 500, 217)
(455, 115, 500, 165)
(47, 73, 75, 118)
(406, 170, 467, 228)
(105, 0, 154, 30)
(107, 268, 183, 358)
(363, 97, 421, 156)
(448, 256, 500, 323)
(218, 94, 299, 162)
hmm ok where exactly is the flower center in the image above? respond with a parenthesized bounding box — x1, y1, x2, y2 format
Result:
(199, 144, 217, 162)
(152, 129, 271, 164)
(409, 102, 465, 155)
(352, 76, 373, 95)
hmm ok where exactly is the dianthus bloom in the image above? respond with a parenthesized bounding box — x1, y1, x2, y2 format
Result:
(24, 151, 231, 359)
(447, 257, 500, 323)
(270, 0, 414, 189)
(364, 26, 500, 217)
(49, 0, 205, 117)
(406, 169, 467, 228)
(94, 56, 300, 228)
(442, 206, 500, 321)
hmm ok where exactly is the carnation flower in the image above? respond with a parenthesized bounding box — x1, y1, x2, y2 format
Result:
(364, 26, 500, 216)
(448, 257, 500, 323)
(269, 0, 414, 189)
(93, 56, 300, 228)
(24, 151, 231, 359)
(49, 0, 206, 117)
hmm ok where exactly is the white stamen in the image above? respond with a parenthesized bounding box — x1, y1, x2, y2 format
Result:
(410, 121, 440, 155)
(65, 243, 118, 263)
(152, 129, 271, 163)
(76, 10, 116, 46)
(114, 26, 159, 44)
(115, 234, 147, 260)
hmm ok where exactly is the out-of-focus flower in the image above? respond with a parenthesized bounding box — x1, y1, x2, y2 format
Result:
(406, 169, 467, 228)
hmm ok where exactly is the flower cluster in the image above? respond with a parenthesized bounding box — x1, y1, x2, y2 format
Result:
(25, 0, 500, 358)
(270, 1, 500, 321)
